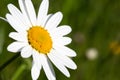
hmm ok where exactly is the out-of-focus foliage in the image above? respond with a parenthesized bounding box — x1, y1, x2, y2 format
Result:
(0, 0, 120, 80)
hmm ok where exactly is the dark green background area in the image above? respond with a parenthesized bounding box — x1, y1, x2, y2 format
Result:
(0, 0, 120, 80)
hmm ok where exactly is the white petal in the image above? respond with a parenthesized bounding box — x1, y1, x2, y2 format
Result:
(7, 42, 27, 52)
(39, 54, 55, 80)
(48, 50, 70, 77)
(6, 14, 26, 33)
(31, 63, 41, 80)
(21, 45, 32, 58)
(25, 0, 36, 25)
(51, 25, 72, 36)
(53, 37, 72, 46)
(32, 50, 42, 69)
(54, 45, 77, 57)
(42, 14, 53, 27)
(18, 0, 31, 26)
(9, 32, 27, 42)
(54, 50, 77, 69)
(0, 17, 8, 22)
(45, 12, 63, 31)
(37, 0, 49, 26)
(7, 4, 30, 29)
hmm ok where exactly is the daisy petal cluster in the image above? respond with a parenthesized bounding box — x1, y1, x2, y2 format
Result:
(5, 0, 77, 80)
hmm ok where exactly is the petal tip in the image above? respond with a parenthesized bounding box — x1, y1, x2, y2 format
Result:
(58, 12, 63, 17)
(66, 73, 70, 78)
(73, 64, 77, 70)
(7, 3, 12, 8)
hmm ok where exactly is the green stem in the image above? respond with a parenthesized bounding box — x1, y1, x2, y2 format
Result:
(11, 64, 26, 80)
(0, 53, 20, 71)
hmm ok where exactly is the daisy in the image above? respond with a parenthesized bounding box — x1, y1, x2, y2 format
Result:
(5, 0, 77, 80)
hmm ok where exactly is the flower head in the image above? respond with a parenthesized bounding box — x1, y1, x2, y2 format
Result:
(110, 41, 120, 54)
(6, 0, 77, 80)
(86, 48, 98, 60)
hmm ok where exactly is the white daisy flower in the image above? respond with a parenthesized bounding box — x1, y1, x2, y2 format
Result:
(5, 0, 77, 80)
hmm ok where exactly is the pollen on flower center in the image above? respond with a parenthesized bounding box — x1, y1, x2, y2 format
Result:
(28, 26, 52, 54)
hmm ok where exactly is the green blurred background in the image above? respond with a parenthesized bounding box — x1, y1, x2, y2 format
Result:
(0, 0, 120, 80)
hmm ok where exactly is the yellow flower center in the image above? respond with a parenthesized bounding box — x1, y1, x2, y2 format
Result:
(28, 26, 52, 54)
